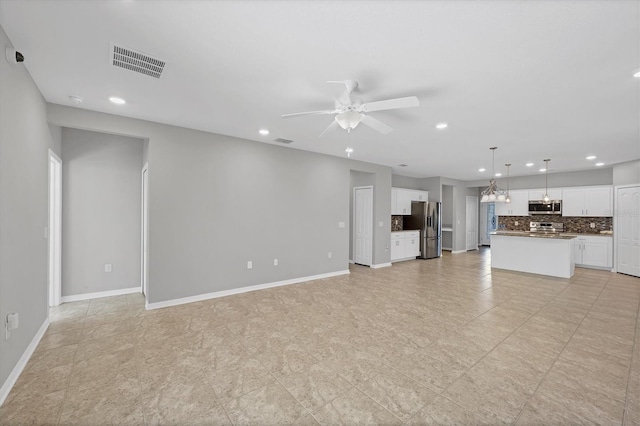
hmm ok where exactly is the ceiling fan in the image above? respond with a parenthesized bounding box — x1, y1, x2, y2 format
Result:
(282, 80, 420, 137)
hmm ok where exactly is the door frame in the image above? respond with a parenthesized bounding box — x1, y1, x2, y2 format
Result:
(466, 195, 479, 251)
(141, 163, 149, 300)
(48, 149, 62, 307)
(353, 185, 374, 266)
(613, 183, 640, 274)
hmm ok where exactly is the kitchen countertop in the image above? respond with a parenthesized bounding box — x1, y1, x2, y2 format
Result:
(491, 231, 576, 240)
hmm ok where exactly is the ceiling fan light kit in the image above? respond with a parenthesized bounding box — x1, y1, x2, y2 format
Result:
(282, 80, 419, 137)
(543, 159, 551, 202)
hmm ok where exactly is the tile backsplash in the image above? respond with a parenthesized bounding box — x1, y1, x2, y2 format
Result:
(391, 215, 403, 231)
(498, 216, 612, 234)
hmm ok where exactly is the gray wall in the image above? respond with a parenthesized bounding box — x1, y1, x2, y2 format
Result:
(466, 167, 613, 190)
(61, 128, 143, 296)
(391, 174, 421, 190)
(0, 25, 55, 390)
(48, 104, 392, 304)
(613, 160, 640, 186)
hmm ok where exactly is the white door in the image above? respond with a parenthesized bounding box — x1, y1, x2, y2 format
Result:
(48, 150, 62, 307)
(354, 186, 373, 266)
(617, 185, 640, 277)
(466, 196, 479, 251)
(141, 164, 149, 298)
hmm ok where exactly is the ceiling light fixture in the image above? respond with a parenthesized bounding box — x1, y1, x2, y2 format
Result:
(542, 159, 551, 202)
(505, 164, 512, 203)
(335, 110, 363, 131)
(109, 96, 126, 105)
(480, 147, 507, 203)
(435, 122, 448, 129)
(345, 147, 354, 158)
(539, 168, 546, 172)
(495, 173, 502, 177)
(478, 168, 486, 172)
(259, 129, 269, 136)
(526, 162, 534, 167)
(595, 162, 605, 166)
(634, 70, 640, 78)
(586, 155, 596, 160)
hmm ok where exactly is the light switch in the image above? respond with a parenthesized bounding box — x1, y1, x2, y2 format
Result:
(104, 264, 112, 272)
(338, 222, 345, 228)
(378, 221, 384, 227)
(247, 261, 253, 269)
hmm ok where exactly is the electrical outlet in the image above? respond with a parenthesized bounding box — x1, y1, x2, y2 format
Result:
(338, 222, 345, 228)
(5, 313, 18, 340)
(378, 221, 384, 227)
(590, 223, 596, 229)
(328, 252, 332, 259)
(247, 261, 252, 269)
(104, 264, 112, 272)
(273, 259, 278, 266)
(514, 221, 519, 226)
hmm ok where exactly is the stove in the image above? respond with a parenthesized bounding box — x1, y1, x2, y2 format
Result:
(529, 221, 564, 234)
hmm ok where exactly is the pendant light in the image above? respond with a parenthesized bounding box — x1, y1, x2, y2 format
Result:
(480, 147, 507, 203)
(505, 163, 511, 203)
(543, 159, 551, 202)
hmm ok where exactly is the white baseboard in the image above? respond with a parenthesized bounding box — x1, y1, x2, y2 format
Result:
(61, 286, 140, 303)
(146, 269, 350, 310)
(371, 262, 392, 269)
(349, 260, 355, 264)
(0, 318, 49, 406)
(391, 257, 417, 263)
(451, 250, 467, 254)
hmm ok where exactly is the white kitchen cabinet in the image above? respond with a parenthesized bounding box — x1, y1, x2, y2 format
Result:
(528, 188, 562, 201)
(391, 188, 413, 215)
(390, 230, 421, 262)
(412, 190, 429, 202)
(563, 186, 613, 217)
(574, 235, 612, 269)
(495, 190, 529, 216)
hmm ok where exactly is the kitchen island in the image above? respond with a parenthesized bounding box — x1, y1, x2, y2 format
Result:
(490, 232, 577, 278)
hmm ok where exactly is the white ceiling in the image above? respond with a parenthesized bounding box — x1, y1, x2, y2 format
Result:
(1, 0, 638, 180)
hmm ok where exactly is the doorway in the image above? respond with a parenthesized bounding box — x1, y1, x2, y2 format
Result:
(141, 164, 149, 298)
(48, 150, 62, 307)
(353, 186, 373, 266)
(466, 196, 479, 251)
(616, 185, 639, 277)
(479, 202, 496, 246)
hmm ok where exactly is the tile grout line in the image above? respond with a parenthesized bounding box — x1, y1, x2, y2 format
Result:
(622, 283, 640, 426)
(510, 275, 612, 425)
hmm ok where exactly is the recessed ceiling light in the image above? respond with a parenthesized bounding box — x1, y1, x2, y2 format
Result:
(495, 173, 502, 177)
(345, 147, 353, 153)
(595, 162, 605, 166)
(109, 96, 126, 105)
(435, 122, 448, 130)
(586, 155, 596, 160)
(525, 162, 534, 167)
(539, 168, 546, 172)
(478, 168, 486, 172)
(259, 129, 269, 136)
(68, 95, 83, 104)
(634, 70, 640, 78)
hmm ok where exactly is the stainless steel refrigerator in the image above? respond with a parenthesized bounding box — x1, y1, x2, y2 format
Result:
(404, 201, 442, 259)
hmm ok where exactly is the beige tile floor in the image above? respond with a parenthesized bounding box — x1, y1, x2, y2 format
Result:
(1, 249, 639, 425)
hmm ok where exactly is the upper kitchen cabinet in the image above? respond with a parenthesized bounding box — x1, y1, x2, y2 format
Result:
(391, 188, 429, 215)
(495, 189, 529, 216)
(562, 186, 613, 217)
(528, 188, 562, 201)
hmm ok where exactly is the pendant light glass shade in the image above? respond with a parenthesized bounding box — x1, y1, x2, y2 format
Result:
(480, 147, 507, 203)
(543, 159, 550, 203)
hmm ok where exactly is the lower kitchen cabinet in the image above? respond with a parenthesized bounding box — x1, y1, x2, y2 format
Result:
(391, 231, 420, 262)
(574, 235, 612, 269)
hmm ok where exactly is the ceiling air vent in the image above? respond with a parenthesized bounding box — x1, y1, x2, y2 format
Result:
(274, 138, 294, 144)
(111, 44, 165, 79)
(398, 164, 408, 167)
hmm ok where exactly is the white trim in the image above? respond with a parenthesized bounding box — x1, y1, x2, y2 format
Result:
(61, 287, 140, 303)
(371, 262, 392, 269)
(146, 269, 350, 310)
(141, 163, 149, 301)
(613, 183, 640, 277)
(349, 260, 355, 264)
(353, 185, 374, 267)
(451, 250, 467, 254)
(0, 318, 49, 406)
(48, 149, 62, 307)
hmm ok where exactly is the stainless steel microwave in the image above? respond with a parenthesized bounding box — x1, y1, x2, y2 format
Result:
(528, 200, 562, 215)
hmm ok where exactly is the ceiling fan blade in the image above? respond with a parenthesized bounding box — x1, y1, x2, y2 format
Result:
(360, 114, 393, 134)
(319, 120, 340, 138)
(281, 110, 337, 118)
(360, 96, 419, 112)
(327, 80, 358, 106)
